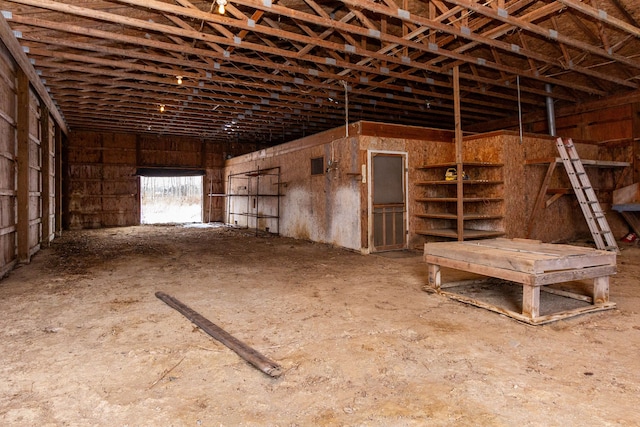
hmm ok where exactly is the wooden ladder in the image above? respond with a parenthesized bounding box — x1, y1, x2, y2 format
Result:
(556, 138, 618, 251)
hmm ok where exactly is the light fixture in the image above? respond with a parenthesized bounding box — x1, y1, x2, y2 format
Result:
(176, 75, 183, 85)
(159, 104, 165, 113)
(216, 0, 227, 14)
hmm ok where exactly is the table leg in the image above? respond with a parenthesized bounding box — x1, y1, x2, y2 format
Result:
(522, 284, 540, 319)
(593, 276, 609, 304)
(428, 263, 441, 289)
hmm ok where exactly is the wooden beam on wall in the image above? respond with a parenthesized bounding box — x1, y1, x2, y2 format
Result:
(16, 68, 30, 262)
(41, 105, 52, 245)
(55, 123, 62, 235)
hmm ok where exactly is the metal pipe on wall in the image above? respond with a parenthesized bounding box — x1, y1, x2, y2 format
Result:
(545, 83, 556, 136)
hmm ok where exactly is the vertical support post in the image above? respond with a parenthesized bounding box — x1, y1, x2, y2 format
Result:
(522, 284, 540, 319)
(427, 263, 441, 289)
(453, 66, 464, 241)
(201, 139, 207, 222)
(632, 103, 640, 183)
(41, 106, 51, 246)
(16, 69, 30, 263)
(55, 123, 63, 235)
(593, 276, 609, 304)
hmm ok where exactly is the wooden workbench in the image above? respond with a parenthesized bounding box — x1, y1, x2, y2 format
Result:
(424, 238, 617, 325)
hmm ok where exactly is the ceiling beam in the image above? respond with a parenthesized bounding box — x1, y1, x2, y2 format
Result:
(557, 0, 640, 38)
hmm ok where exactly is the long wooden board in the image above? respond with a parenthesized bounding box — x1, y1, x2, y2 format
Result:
(156, 292, 282, 378)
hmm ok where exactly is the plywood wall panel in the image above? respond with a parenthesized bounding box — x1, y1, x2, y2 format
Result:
(225, 135, 364, 250)
(226, 124, 455, 251)
(462, 132, 631, 242)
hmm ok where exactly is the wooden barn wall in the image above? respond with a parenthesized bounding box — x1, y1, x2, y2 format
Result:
(225, 132, 363, 250)
(525, 104, 633, 144)
(67, 132, 137, 229)
(0, 39, 60, 276)
(137, 135, 232, 223)
(67, 131, 228, 228)
(0, 41, 17, 276)
(468, 92, 640, 185)
(225, 121, 454, 252)
(463, 131, 633, 242)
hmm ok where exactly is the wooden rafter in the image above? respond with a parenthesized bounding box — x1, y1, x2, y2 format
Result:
(1, 0, 640, 143)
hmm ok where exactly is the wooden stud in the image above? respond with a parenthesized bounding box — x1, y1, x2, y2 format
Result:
(16, 69, 30, 263)
(453, 66, 464, 241)
(55, 124, 63, 235)
(41, 106, 52, 246)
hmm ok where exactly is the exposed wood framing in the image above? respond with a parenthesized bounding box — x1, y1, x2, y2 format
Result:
(1, 0, 640, 144)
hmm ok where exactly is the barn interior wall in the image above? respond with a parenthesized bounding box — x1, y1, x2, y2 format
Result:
(464, 131, 633, 242)
(66, 131, 231, 229)
(1, 39, 60, 277)
(224, 122, 455, 252)
(224, 130, 364, 251)
(0, 40, 17, 277)
(503, 99, 639, 185)
(229, 122, 633, 253)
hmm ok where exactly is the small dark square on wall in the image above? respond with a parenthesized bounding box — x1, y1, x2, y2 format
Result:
(311, 157, 324, 175)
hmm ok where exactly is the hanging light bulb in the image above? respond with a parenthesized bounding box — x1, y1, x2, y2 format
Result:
(159, 104, 165, 113)
(176, 75, 183, 85)
(216, 0, 227, 14)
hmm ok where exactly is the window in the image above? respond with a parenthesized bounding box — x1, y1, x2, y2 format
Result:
(311, 157, 324, 175)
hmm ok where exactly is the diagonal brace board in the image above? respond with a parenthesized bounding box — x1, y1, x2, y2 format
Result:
(156, 291, 282, 378)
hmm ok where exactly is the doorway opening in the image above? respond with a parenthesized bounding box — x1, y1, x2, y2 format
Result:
(140, 176, 203, 224)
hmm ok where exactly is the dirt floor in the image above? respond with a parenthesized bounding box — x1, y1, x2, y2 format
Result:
(0, 225, 639, 426)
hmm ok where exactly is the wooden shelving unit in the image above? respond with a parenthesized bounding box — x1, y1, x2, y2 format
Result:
(414, 162, 505, 241)
(227, 166, 281, 235)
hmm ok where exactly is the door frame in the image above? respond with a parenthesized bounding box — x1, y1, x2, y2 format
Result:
(367, 150, 409, 252)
